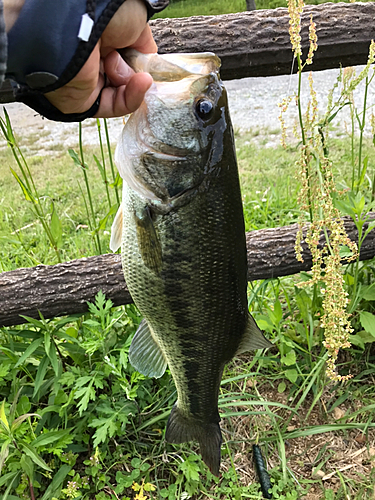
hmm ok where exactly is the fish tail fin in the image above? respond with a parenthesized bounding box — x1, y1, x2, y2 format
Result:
(198, 423, 222, 477)
(165, 404, 222, 476)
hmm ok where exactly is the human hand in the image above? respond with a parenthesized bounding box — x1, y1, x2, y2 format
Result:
(44, 0, 156, 118)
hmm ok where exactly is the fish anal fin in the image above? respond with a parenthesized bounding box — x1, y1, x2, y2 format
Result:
(236, 314, 273, 355)
(165, 404, 222, 476)
(134, 206, 162, 274)
(129, 319, 167, 378)
(110, 203, 123, 252)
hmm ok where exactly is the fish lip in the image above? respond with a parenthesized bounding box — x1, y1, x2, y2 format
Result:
(137, 129, 190, 162)
(144, 150, 187, 162)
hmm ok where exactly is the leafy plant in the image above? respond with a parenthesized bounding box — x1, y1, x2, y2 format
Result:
(1, 1, 375, 497)
(279, 0, 375, 381)
(0, 110, 63, 263)
(0, 393, 73, 500)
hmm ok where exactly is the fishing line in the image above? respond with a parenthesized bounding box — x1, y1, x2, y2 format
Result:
(287, 56, 296, 95)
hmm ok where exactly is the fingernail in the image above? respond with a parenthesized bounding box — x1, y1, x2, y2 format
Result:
(115, 56, 132, 79)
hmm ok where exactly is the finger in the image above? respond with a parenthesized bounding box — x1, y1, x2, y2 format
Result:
(100, 0, 148, 55)
(104, 51, 135, 87)
(45, 45, 102, 114)
(129, 24, 157, 54)
(94, 72, 153, 118)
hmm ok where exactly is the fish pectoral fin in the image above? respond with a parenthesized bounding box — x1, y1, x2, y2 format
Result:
(110, 203, 123, 252)
(128, 319, 167, 378)
(134, 206, 162, 274)
(236, 314, 273, 354)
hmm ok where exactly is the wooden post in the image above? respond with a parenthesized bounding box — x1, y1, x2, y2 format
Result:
(246, 0, 256, 11)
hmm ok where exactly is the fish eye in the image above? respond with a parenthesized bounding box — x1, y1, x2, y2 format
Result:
(195, 99, 213, 120)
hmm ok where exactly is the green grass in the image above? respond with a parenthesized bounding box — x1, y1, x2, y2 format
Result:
(0, 142, 114, 271)
(1, 2, 375, 497)
(0, 129, 300, 270)
(6, 129, 370, 267)
(153, 0, 254, 18)
(153, 0, 372, 19)
(1, 119, 375, 498)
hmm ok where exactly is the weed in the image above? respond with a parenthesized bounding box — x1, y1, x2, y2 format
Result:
(0, 110, 63, 263)
(279, 0, 375, 381)
(1, 2, 375, 498)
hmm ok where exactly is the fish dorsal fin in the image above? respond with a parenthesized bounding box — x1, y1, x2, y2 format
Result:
(110, 203, 123, 252)
(134, 206, 162, 274)
(236, 315, 273, 355)
(129, 319, 167, 379)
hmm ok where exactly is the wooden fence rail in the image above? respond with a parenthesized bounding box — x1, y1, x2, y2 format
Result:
(150, 2, 375, 79)
(1, 215, 374, 327)
(1, 4, 375, 326)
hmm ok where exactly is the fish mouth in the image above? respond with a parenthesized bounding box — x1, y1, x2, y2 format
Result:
(135, 118, 190, 162)
(143, 148, 187, 162)
(120, 49, 221, 83)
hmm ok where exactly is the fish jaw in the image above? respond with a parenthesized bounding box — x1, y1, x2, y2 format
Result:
(119, 49, 221, 81)
(115, 73, 229, 209)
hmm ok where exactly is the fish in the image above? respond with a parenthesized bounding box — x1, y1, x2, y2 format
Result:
(110, 49, 272, 476)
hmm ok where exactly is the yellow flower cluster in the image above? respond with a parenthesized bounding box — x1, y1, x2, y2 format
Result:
(344, 40, 375, 95)
(296, 149, 358, 380)
(306, 15, 318, 65)
(320, 253, 353, 382)
(278, 95, 293, 148)
(371, 112, 375, 136)
(279, 1, 318, 148)
(283, 0, 363, 381)
(132, 480, 156, 500)
(287, 0, 304, 57)
(306, 72, 318, 124)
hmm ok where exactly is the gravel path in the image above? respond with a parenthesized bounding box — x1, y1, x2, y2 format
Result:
(0, 65, 373, 154)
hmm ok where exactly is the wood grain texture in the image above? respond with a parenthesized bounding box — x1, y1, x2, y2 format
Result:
(1, 215, 374, 327)
(0, 254, 131, 327)
(245, 215, 375, 280)
(150, 2, 375, 79)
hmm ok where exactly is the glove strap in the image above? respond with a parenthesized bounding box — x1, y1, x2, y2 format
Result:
(1, 0, 169, 121)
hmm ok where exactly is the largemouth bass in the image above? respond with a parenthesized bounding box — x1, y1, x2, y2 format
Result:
(110, 49, 272, 476)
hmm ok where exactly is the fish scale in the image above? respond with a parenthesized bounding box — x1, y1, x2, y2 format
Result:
(111, 49, 272, 475)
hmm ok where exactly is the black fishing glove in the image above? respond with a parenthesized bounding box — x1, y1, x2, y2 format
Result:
(0, 0, 169, 122)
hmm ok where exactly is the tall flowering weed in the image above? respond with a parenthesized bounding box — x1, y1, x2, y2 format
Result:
(280, 0, 375, 380)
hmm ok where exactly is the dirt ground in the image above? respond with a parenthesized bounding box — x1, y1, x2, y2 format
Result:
(219, 376, 375, 497)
